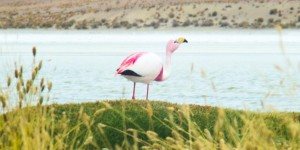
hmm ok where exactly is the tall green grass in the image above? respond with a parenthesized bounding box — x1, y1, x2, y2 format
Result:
(1, 97, 300, 149)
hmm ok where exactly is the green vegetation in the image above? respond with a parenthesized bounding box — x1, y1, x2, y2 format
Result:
(1, 99, 300, 149)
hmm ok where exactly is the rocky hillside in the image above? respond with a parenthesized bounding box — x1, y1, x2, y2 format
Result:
(0, 0, 299, 29)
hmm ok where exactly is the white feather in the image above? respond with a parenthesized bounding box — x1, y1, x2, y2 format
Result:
(123, 52, 163, 83)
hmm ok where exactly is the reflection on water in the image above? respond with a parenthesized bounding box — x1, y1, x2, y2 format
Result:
(0, 29, 299, 111)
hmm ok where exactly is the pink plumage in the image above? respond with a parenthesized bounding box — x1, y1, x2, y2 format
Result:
(116, 38, 188, 100)
(116, 52, 146, 75)
(154, 68, 164, 81)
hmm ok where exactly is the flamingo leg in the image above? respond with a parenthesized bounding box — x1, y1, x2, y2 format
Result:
(132, 82, 136, 100)
(146, 84, 149, 100)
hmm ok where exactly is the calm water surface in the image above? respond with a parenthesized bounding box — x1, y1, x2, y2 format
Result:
(0, 29, 299, 111)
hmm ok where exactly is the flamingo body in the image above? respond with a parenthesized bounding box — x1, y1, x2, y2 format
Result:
(116, 52, 163, 83)
(116, 37, 188, 100)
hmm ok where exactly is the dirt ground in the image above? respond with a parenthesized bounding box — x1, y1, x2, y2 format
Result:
(0, 0, 299, 29)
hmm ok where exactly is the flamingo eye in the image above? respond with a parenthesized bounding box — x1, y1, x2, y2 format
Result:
(174, 41, 178, 43)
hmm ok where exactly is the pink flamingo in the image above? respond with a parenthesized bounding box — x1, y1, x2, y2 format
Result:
(116, 37, 188, 100)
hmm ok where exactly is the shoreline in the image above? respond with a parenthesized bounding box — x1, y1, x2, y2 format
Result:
(1, 22, 299, 30)
(0, 26, 296, 32)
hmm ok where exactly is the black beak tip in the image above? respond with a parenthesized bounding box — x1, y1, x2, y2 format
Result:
(184, 39, 188, 43)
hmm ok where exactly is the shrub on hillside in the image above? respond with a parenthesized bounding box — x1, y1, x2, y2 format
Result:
(172, 20, 180, 27)
(269, 9, 278, 15)
(238, 21, 250, 28)
(201, 19, 214, 27)
(182, 19, 191, 27)
(168, 12, 175, 18)
(75, 20, 88, 29)
(212, 11, 218, 17)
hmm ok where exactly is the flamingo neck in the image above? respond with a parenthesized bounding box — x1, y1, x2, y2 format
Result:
(162, 52, 172, 81)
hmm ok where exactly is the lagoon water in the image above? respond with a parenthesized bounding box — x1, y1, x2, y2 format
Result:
(0, 29, 300, 112)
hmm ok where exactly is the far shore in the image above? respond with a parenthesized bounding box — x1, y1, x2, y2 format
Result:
(0, 26, 296, 32)
(0, 0, 299, 30)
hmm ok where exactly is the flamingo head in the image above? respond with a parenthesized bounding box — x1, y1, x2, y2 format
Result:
(167, 37, 188, 54)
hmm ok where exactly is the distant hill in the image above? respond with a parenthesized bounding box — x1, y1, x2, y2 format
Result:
(0, 0, 299, 29)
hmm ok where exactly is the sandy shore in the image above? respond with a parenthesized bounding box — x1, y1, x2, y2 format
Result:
(0, 0, 299, 29)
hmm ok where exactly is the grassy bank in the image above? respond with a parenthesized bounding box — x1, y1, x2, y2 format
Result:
(1, 100, 300, 149)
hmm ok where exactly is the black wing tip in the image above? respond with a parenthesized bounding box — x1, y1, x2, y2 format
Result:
(121, 70, 142, 77)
